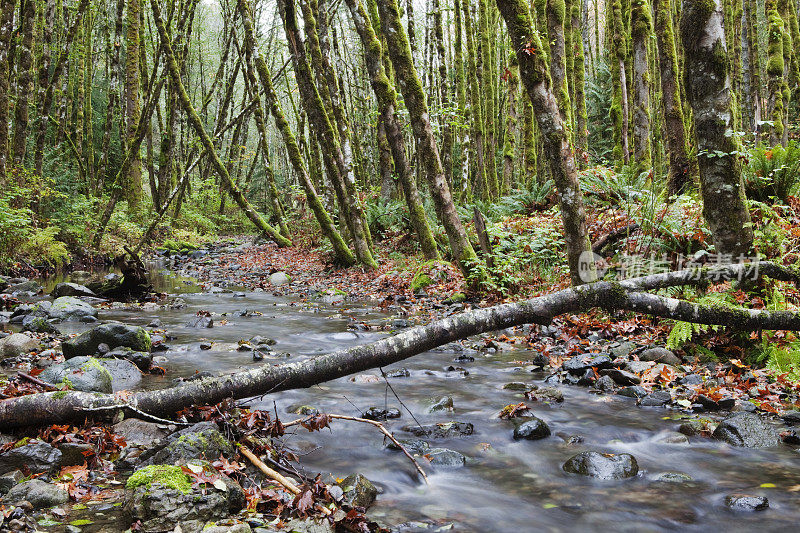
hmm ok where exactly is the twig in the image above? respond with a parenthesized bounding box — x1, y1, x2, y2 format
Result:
(285, 414, 429, 484)
(79, 403, 190, 426)
(17, 372, 56, 390)
(379, 367, 424, 429)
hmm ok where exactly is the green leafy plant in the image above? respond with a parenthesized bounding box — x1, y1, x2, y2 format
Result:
(744, 142, 800, 203)
(666, 291, 738, 350)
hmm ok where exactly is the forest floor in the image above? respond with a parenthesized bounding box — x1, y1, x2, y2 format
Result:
(2, 235, 800, 531)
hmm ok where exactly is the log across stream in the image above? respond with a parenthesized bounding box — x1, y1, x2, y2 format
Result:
(16, 264, 800, 532)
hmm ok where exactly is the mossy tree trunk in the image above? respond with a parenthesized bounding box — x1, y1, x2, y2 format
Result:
(12, 0, 34, 167)
(237, 0, 354, 265)
(463, 0, 489, 197)
(0, 0, 15, 178)
(496, 0, 595, 285)
(433, 0, 453, 185)
(653, 0, 692, 195)
(609, 0, 630, 165)
(501, 52, 519, 192)
(765, 0, 786, 146)
(150, 0, 291, 248)
(630, 0, 652, 173)
(377, 0, 486, 282)
(681, 0, 754, 256)
(479, 0, 499, 198)
(344, 0, 440, 260)
(124, 0, 143, 213)
(571, 0, 588, 168)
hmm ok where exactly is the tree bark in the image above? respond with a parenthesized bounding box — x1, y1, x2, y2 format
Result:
(630, 0, 652, 172)
(681, 0, 754, 256)
(496, 0, 595, 285)
(11, 0, 34, 167)
(3, 261, 799, 429)
(124, 0, 143, 212)
(0, 0, 15, 177)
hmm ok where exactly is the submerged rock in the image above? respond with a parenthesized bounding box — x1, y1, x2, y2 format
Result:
(562, 451, 639, 480)
(428, 396, 454, 412)
(51, 282, 96, 298)
(513, 417, 551, 440)
(361, 407, 401, 421)
(4, 479, 68, 509)
(49, 296, 97, 322)
(426, 448, 466, 467)
(650, 471, 693, 483)
(402, 422, 474, 439)
(62, 323, 151, 358)
(712, 412, 780, 448)
(725, 494, 769, 511)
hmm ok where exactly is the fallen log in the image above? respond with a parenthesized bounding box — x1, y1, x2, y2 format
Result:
(1, 262, 799, 429)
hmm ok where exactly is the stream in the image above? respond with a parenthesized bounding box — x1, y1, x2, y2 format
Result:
(28, 264, 800, 532)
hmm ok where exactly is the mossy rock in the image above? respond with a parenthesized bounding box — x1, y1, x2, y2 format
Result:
(126, 464, 192, 493)
(410, 260, 454, 293)
(142, 422, 235, 465)
(62, 323, 151, 359)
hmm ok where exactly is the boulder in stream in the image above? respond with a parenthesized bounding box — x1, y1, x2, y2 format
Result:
(51, 282, 97, 298)
(0, 333, 40, 359)
(39, 356, 141, 393)
(4, 280, 42, 297)
(426, 448, 466, 467)
(3, 479, 68, 509)
(48, 296, 97, 322)
(725, 494, 769, 511)
(338, 473, 378, 509)
(62, 323, 151, 358)
(141, 422, 235, 465)
(402, 421, 474, 439)
(0, 441, 61, 475)
(712, 412, 780, 448)
(562, 451, 639, 480)
(513, 417, 551, 440)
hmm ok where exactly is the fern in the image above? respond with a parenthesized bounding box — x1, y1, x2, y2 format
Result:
(666, 292, 738, 350)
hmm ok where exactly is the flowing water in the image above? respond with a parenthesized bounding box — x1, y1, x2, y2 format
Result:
(28, 267, 800, 531)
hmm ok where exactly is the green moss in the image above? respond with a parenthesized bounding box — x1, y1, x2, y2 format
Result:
(52, 391, 68, 399)
(126, 465, 192, 493)
(80, 357, 114, 382)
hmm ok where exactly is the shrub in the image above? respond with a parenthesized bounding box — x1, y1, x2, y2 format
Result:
(20, 226, 70, 267)
(744, 142, 800, 203)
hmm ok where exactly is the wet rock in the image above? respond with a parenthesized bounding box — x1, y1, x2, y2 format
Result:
(0, 441, 61, 475)
(651, 471, 692, 483)
(249, 335, 276, 346)
(288, 404, 320, 416)
(277, 519, 333, 533)
(269, 272, 291, 286)
(123, 462, 245, 533)
(112, 419, 171, 447)
(655, 432, 690, 444)
(21, 314, 59, 334)
(617, 386, 648, 399)
(4, 479, 68, 509)
(426, 448, 466, 467)
(386, 439, 430, 455)
(595, 375, 616, 391)
(639, 390, 672, 407)
(639, 347, 681, 366)
(577, 368, 596, 386)
(562, 353, 613, 375)
(48, 296, 97, 322)
(713, 412, 780, 448)
(361, 407, 401, 421)
(51, 283, 96, 298)
(402, 421, 474, 439)
(105, 347, 152, 371)
(386, 368, 410, 378)
(0, 332, 40, 359)
(600, 368, 641, 386)
(562, 451, 639, 480)
(391, 318, 411, 328)
(610, 341, 637, 358)
(237, 343, 253, 352)
(428, 396, 454, 412)
(203, 524, 252, 533)
(513, 417, 551, 440)
(0, 470, 22, 494)
(678, 419, 706, 436)
(503, 382, 528, 391)
(782, 411, 800, 426)
(187, 316, 213, 328)
(62, 323, 151, 359)
(4, 280, 42, 296)
(147, 318, 162, 328)
(200, 341, 213, 350)
(40, 356, 141, 393)
(725, 494, 769, 511)
(624, 361, 655, 374)
(338, 474, 377, 509)
(58, 442, 94, 466)
(680, 374, 703, 386)
(527, 386, 564, 403)
(143, 422, 235, 465)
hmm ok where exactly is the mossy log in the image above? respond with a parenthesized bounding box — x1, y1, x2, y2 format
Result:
(2, 262, 799, 429)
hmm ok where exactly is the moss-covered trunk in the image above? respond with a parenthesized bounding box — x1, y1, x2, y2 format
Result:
(630, 0, 652, 173)
(0, 0, 15, 177)
(377, 0, 485, 281)
(150, 0, 291, 248)
(463, 0, 489, 197)
(571, 0, 588, 168)
(496, 0, 595, 285)
(681, 0, 753, 256)
(609, 0, 630, 164)
(765, 0, 786, 146)
(501, 53, 519, 191)
(11, 0, 35, 167)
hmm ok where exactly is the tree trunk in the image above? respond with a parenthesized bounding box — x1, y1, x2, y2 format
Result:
(150, 0, 291, 248)
(630, 0, 652, 172)
(124, 0, 143, 213)
(609, 0, 630, 164)
(3, 261, 800, 429)
(653, 0, 692, 195)
(11, 0, 34, 167)
(377, 0, 485, 282)
(496, 0, 595, 285)
(0, 0, 15, 177)
(571, 0, 588, 168)
(501, 52, 519, 192)
(237, 0, 355, 265)
(343, 0, 440, 260)
(463, 0, 489, 197)
(681, 0, 754, 256)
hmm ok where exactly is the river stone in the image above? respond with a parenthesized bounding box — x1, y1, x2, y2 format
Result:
(639, 347, 681, 366)
(429, 396, 454, 412)
(610, 341, 637, 358)
(725, 494, 769, 511)
(4, 280, 42, 296)
(361, 407, 401, 421)
(513, 417, 551, 440)
(106, 347, 153, 371)
(600, 368, 641, 386)
(595, 375, 616, 391)
(21, 314, 59, 334)
(386, 439, 430, 455)
(0, 470, 22, 494)
(426, 448, 466, 467)
(617, 386, 648, 399)
(639, 390, 672, 407)
(187, 316, 213, 328)
(113, 419, 171, 447)
(203, 524, 251, 533)
(651, 471, 693, 483)
(562, 354, 613, 375)
(269, 272, 291, 286)
(62, 323, 151, 359)
(48, 296, 97, 322)
(625, 360, 655, 374)
(338, 474, 377, 509)
(4, 479, 68, 509)
(562, 451, 639, 480)
(402, 422, 474, 439)
(58, 442, 94, 466)
(782, 411, 800, 426)
(123, 462, 244, 533)
(713, 412, 780, 448)
(0, 441, 62, 475)
(51, 283, 96, 298)
(0, 333, 40, 359)
(144, 422, 235, 465)
(527, 386, 564, 403)
(40, 356, 140, 393)
(278, 519, 334, 533)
